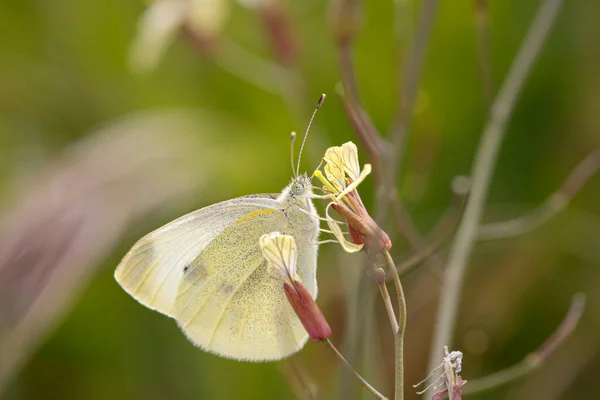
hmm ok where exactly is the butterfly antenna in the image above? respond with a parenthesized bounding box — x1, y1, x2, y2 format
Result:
(296, 94, 326, 175)
(290, 131, 297, 177)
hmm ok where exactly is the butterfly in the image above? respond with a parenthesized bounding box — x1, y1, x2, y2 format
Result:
(115, 96, 326, 361)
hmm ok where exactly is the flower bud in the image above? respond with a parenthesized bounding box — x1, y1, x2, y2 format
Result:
(259, 232, 331, 342)
(283, 280, 331, 342)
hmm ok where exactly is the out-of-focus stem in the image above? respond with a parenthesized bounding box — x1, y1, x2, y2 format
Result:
(389, 187, 467, 278)
(464, 294, 586, 395)
(478, 146, 600, 240)
(378, 0, 440, 223)
(426, 0, 564, 388)
(324, 339, 389, 400)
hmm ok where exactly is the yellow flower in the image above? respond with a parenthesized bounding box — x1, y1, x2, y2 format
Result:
(315, 141, 391, 253)
(259, 231, 300, 286)
(320, 142, 372, 202)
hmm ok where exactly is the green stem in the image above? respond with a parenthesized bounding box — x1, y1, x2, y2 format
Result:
(383, 250, 406, 400)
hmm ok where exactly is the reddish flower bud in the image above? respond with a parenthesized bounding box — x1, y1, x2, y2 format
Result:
(331, 188, 391, 253)
(283, 280, 331, 342)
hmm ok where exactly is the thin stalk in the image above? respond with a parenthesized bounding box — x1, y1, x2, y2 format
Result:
(478, 146, 600, 240)
(324, 339, 389, 400)
(383, 250, 407, 400)
(464, 293, 586, 395)
(375, 268, 399, 333)
(426, 0, 564, 387)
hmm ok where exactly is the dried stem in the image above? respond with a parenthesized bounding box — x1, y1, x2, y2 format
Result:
(334, 0, 386, 184)
(464, 293, 586, 395)
(337, 86, 385, 184)
(426, 0, 564, 384)
(338, 44, 382, 149)
(478, 146, 600, 240)
(324, 339, 389, 400)
(383, 250, 407, 400)
(389, 188, 467, 278)
(390, 194, 447, 272)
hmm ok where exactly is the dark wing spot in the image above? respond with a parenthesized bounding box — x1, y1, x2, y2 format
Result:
(219, 282, 234, 294)
(183, 264, 190, 274)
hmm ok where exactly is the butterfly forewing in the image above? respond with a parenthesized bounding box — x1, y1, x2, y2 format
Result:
(114, 196, 282, 317)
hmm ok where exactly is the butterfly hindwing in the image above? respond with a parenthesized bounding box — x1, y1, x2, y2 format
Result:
(174, 207, 310, 361)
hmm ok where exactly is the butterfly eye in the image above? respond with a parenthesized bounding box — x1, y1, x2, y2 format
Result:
(292, 182, 304, 196)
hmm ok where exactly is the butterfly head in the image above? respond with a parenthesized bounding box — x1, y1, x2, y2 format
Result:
(288, 173, 312, 200)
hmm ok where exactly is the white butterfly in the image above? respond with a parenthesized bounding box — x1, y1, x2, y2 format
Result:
(115, 96, 326, 361)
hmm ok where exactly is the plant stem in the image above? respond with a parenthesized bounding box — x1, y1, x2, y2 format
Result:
(383, 250, 406, 400)
(425, 0, 564, 387)
(324, 339, 389, 400)
(463, 293, 586, 395)
(478, 146, 600, 240)
(376, 269, 400, 334)
(379, 0, 441, 222)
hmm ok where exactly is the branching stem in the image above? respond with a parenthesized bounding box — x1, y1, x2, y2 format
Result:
(426, 0, 564, 387)
(382, 250, 407, 400)
(464, 294, 586, 395)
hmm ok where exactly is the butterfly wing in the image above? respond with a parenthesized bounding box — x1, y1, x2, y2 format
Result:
(174, 202, 317, 361)
(116, 193, 318, 361)
(114, 195, 280, 317)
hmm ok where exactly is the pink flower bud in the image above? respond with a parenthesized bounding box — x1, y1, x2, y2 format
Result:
(332, 187, 391, 253)
(283, 280, 331, 342)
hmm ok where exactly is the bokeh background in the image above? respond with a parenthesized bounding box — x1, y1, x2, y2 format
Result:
(1, 0, 599, 399)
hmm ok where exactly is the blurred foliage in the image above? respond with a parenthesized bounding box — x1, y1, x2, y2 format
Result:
(1, 0, 600, 399)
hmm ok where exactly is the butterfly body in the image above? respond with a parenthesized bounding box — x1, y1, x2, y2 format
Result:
(115, 174, 319, 361)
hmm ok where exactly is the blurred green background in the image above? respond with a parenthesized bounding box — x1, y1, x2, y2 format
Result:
(1, 0, 599, 399)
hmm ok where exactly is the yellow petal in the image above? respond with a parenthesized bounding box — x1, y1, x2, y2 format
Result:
(259, 232, 298, 283)
(323, 145, 346, 191)
(335, 163, 371, 202)
(325, 204, 363, 253)
(340, 141, 361, 181)
(314, 170, 338, 199)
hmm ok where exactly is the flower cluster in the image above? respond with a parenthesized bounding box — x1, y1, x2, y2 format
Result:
(315, 142, 391, 253)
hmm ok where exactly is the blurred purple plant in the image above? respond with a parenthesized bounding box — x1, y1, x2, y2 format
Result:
(0, 111, 204, 393)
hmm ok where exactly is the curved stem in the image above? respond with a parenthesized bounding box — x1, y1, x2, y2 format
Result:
(376, 268, 400, 334)
(464, 293, 586, 395)
(426, 0, 564, 388)
(389, 187, 467, 279)
(383, 250, 407, 400)
(478, 146, 600, 240)
(324, 339, 389, 400)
